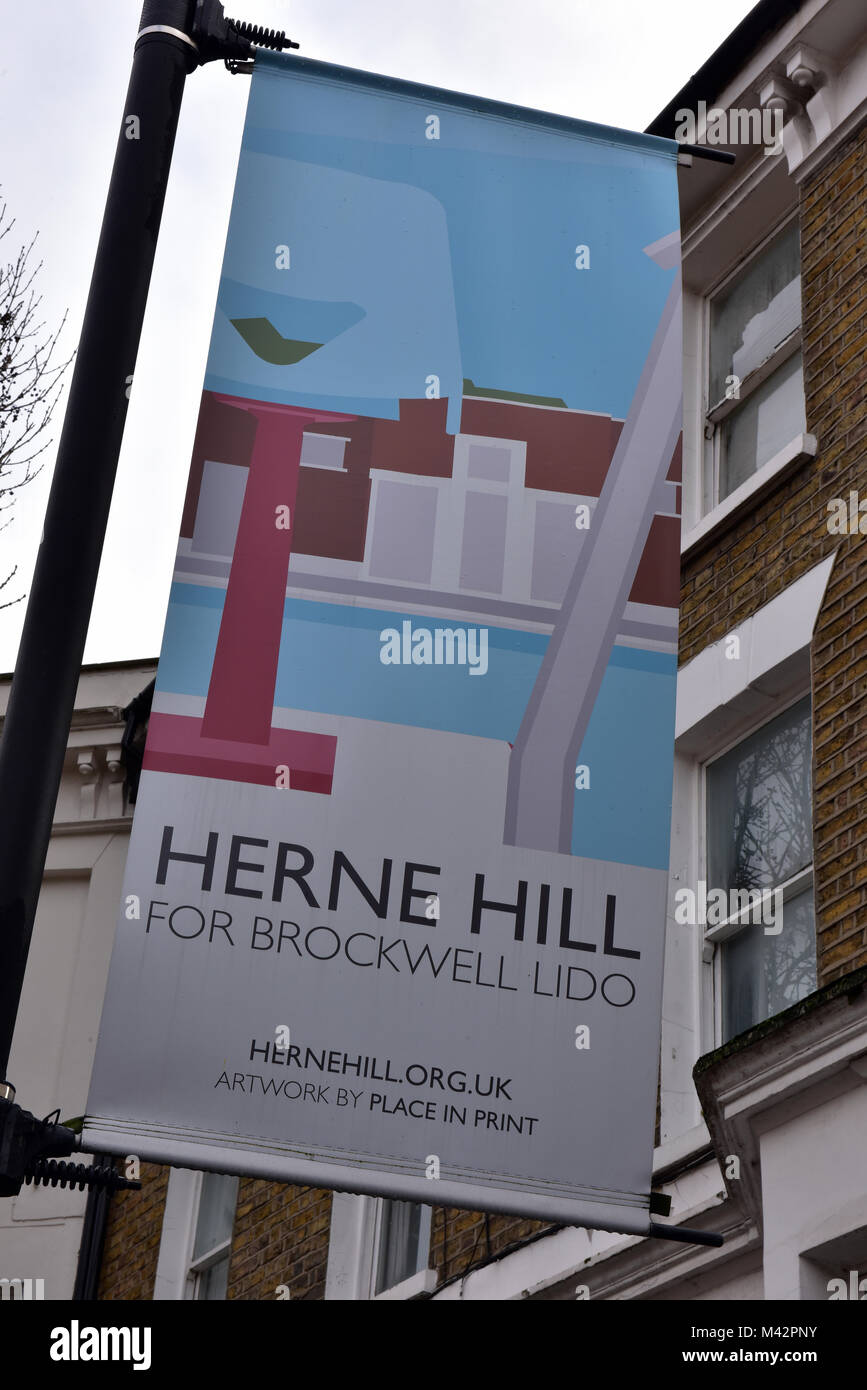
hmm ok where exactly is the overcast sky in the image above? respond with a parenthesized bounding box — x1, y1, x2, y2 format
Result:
(0, 0, 758, 672)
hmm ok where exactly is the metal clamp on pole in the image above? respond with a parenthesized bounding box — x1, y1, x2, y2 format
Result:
(191, 0, 298, 70)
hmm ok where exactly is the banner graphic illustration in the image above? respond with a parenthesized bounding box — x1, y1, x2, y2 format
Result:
(85, 53, 682, 1234)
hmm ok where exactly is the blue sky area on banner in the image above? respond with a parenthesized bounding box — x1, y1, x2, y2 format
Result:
(156, 585, 677, 870)
(203, 52, 680, 427)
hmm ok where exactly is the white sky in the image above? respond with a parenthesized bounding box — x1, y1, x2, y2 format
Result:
(0, 0, 758, 672)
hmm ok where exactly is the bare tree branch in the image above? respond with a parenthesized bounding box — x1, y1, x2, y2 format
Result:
(0, 190, 74, 610)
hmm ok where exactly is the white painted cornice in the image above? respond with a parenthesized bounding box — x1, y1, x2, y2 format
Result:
(694, 970, 867, 1244)
(675, 553, 836, 754)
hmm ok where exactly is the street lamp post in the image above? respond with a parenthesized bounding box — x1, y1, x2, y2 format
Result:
(0, 0, 290, 1188)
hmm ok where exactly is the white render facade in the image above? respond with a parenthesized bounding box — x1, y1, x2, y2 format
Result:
(0, 661, 156, 1300)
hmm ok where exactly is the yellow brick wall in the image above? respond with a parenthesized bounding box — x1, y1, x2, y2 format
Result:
(802, 127, 867, 984)
(226, 1180, 331, 1300)
(679, 121, 867, 986)
(98, 1162, 169, 1300)
(429, 1208, 552, 1284)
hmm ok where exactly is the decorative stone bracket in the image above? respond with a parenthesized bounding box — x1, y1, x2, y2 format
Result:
(74, 744, 127, 821)
(759, 45, 838, 173)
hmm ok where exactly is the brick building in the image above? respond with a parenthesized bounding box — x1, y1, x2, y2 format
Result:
(3, 0, 867, 1300)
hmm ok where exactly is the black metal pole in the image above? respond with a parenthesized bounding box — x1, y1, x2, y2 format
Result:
(72, 1155, 116, 1300)
(0, 0, 199, 1084)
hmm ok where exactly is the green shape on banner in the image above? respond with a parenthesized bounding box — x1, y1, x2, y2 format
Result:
(230, 317, 323, 365)
(462, 377, 567, 408)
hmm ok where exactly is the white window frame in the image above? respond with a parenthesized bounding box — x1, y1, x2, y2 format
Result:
(153, 1168, 238, 1301)
(370, 1199, 434, 1299)
(698, 690, 816, 1047)
(661, 556, 835, 1135)
(324, 1192, 437, 1301)
(701, 213, 805, 517)
(677, 138, 812, 553)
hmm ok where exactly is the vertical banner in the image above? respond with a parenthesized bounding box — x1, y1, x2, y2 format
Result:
(85, 53, 682, 1234)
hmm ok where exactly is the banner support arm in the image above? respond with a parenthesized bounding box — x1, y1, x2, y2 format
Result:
(649, 1222, 725, 1248)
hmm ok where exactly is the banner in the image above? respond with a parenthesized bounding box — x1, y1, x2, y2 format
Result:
(85, 52, 682, 1235)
